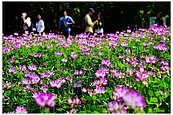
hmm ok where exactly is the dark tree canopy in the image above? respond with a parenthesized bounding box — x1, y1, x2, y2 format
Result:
(3, 1, 170, 35)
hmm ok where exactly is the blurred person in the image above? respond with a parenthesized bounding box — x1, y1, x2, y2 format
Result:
(94, 11, 104, 35)
(58, 10, 75, 39)
(36, 14, 45, 35)
(155, 12, 164, 26)
(22, 12, 31, 34)
(84, 8, 98, 34)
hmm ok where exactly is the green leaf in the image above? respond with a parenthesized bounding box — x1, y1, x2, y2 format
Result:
(79, 111, 87, 113)
(148, 90, 154, 97)
(150, 97, 158, 103)
(90, 105, 97, 111)
(148, 108, 152, 113)
(155, 91, 160, 97)
(92, 111, 100, 114)
(153, 108, 165, 113)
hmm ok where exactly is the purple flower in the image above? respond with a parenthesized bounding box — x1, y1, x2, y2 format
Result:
(50, 81, 56, 87)
(74, 69, 83, 76)
(32, 92, 40, 99)
(95, 68, 109, 78)
(28, 64, 37, 71)
(24, 71, 33, 78)
(123, 89, 146, 110)
(15, 106, 27, 114)
(134, 67, 150, 85)
(40, 71, 54, 79)
(120, 41, 128, 46)
(107, 101, 124, 113)
(3, 47, 10, 54)
(125, 49, 131, 54)
(61, 58, 67, 62)
(54, 50, 62, 56)
(110, 69, 119, 77)
(112, 86, 128, 100)
(125, 57, 131, 63)
(67, 76, 73, 83)
(75, 96, 81, 105)
(98, 52, 104, 55)
(13, 42, 21, 49)
(9, 68, 16, 73)
(114, 107, 128, 114)
(145, 55, 158, 64)
(82, 87, 87, 92)
(18, 65, 26, 71)
(161, 60, 169, 66)
(66, 108, 76, 114)
(87, 89, 94, 96)
(67, 97, 76, 106)
(100, 77, 108, 86)
(79, 69, 83, 75)
(21, 78, 30, 85)
(73, 79, 84, 88)
(74, 70, 79, 76)
(40, 84, 48, 93)
(55, 79, 62, 88)
(71, 52, 78, 59)
(101, 59, 111, 67)
(118, 54, 124, 59)
(34, 92, 56, 107)
(160, 65, 169, 71)
(94, 86, 105, 94)
(31, 76, 40, 84)
(153, 43, 167, 51)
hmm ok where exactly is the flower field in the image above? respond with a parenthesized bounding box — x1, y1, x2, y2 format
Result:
(2, 25, 170, 113)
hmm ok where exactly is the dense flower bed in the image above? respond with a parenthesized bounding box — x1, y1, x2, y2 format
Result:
(2, 25, 170, 113)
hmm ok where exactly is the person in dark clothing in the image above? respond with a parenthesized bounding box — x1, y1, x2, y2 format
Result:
(155, 12, 164, 26)
(58, 10, 75, 39)
(94, 11, 104, 35)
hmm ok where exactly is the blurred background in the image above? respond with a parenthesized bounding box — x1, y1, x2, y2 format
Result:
(2, 1, 170, 35)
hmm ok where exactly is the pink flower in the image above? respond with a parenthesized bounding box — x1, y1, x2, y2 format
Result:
(15, 106, 27, 114)
(101, 59, 111, 67)
(71, 52, 78, 59)
(54, 50, 62, 56)
(67, 97, 76, 106)
(28, 64, 37, 71)
(66, 108, 76, 114)
(18, 65, 26, 71)
(112, 86, 128, 99)
(94, 86, 105, 94)
(123, 90, 146, 110)
(33, 92, 56, 107)
(9, 68, 16, 74)
(107, 101, 124, 113)
(75, 96, 81, 105)
(82, 87, 87, 92)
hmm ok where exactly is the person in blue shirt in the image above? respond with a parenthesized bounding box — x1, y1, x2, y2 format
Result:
(58, 10, 75, 39)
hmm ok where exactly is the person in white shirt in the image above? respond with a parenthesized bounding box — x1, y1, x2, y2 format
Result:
(22, 12, 31, 34)
(84, 8, 98, 34)
(36, 14, 45, 35)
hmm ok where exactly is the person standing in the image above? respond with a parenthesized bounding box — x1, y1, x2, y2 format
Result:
(84, 8, 98, 34)
(22, 12, 31, 34)
(36, 14, 45, 35)
(155, 12, 164, 26)
(58, 10, 75, 39)
(94, 11, 104, 35)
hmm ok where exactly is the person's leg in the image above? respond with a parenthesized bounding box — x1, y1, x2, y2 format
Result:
(63, 31, 68, 39)
(67, 31, 70, 38)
